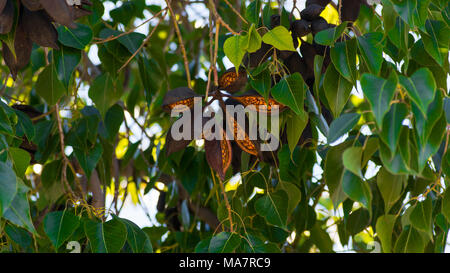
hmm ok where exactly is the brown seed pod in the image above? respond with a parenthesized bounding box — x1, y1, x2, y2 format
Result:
(205, 129, 232, 181)
(306, 0, 331, 7)
(231, 118, 258, 156)
(40, 0, 77, 28)
(2, 20, 33, 79)
(72, 0, 93, 20)
(291, 19, 311, 38)
(284, 53, 313, 83)
(165, 109, 200, 156)
(218, 67, 247, 94)
(311, 17, 329, 35)
(341, 0, 362, 22)
(21, 0, 42, 11)
(232, 92, 286, 114)
(244, 42, 273, 68)
(22, 8, 59, 49)
(300, 4, 325, 21)
(162, 87, 199, 113)
(0, 0, 6, 13)
(0, 0, 13, 34)
(300, 41, 317, 73)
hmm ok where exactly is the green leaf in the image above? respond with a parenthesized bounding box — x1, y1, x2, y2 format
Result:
(13, 109, 34, 141)
(88, 73, 124, 117)
(346, 208, 370, 235)
(254, 189, 288, 228)
(250, 69, 271, 100)
(57, 23, 93, 50)
(360, 73, 397, 127)
(393, 225, 425, 253)
(421, 20, 448, 66)
(118, 217, 153, 253)
(246, 0, 261, 25)
(245, 24, 262, 53)
(3, 179, 36, 234)
(270, 73, 306, 115)
(44, 210, 80, 249)
(180, 199, 190, 230)
(377, 167, 405, 213)
(391, 0, 417, 27)
(0, 161, 17, 216)
(9, 147, 31, 178)
(104, 104, 124, 142)
(74, 142, 103, 179)
(314, 22, 347, 46)
(35, 64, 66, 105)
(262, 26, 296, 51)
(287, 110, 308, 155)
(376, 214, 397, 253)
(442, 190, 450, 223)
(342, 146, 363, 178)
(409, 197, 432, 238)
(342, 170, 372, 210)
(327, 113, 360, 143)
(278, 181, 301, 215)
(208, 232, 241, 253)
(53, 45, 81, 90)
(323, 64, 353, 117)
(0, 106, 13, 135)
(380, 103, 408, 154)
(399, 68, 436, 116)
(417, 112, 446, 172)
(223, 35, 246, 70)
(84, 216, 127, 253)
(357, 32, 384, 75)
(412, 91, 443, 147)
(324, 141, 353, 208)
(330, 38, 357, 83)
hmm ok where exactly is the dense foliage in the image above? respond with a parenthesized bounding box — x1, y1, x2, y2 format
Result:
(0, 0, 449, 253)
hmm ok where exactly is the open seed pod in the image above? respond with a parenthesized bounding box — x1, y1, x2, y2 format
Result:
(300, 4, 325, 21)
(232, 90, 286, 114)
(203, 116, 232, 181)
(162, 87, 200, 113)
(218, 67, 247, 94)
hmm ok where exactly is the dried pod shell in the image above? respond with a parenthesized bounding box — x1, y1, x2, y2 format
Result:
(341, 0, 362, 22)
(311, 17, 329, 35)
(232, 92, 286, 114)
(218, 67, 247, 94)
(2, 20, 33, 79)
(300, 4, 325, 21)
(162, 87, 199, 113)
(21, 0, 43, 11)
(205, 129, 232, 181)
(306, 0, 331, 7)
(22, 8, 59, 49)
(0, 0, 6, 13)
(291, 19, 311, 38)
(40, 0, 76, 28)
(0, 0, 14, 34)
(244, 42, 273, 68)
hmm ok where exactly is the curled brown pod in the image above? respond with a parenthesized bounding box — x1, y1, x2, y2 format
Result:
(300, 4, 325, 21)
(21, 0, 42, 11)
(0, 0, 14, 34)
(22, 8, 59, 49)
(291, 19, 311, 38)
(232, 92, 286, 114)
(311, 17, 330, 35)
(162, 87, 200, 113)
(218, 67, 247, 94)
(2, 19, 33, 79)
(205, 128, 232, 181)
(306, 0, 331, 7)
(40, 0, 77, 28)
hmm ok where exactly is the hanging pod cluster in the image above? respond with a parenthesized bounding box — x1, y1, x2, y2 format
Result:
(0, 0, 92, 79)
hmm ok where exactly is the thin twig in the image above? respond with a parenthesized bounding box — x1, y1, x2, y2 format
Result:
(94, 8, 167, 44)
(166, 0, 192, 88)
(118, 11, 167, 72)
